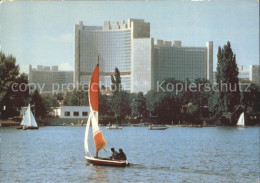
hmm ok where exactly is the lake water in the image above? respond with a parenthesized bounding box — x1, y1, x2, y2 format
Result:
(0, 126, 259, 183)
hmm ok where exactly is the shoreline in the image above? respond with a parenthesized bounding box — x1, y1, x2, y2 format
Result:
(1, 120, 259, 127)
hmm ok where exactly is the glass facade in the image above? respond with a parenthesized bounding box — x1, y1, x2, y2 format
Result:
(78, 27, 131, 90)
(153, 45, 207, 85)
(75, 20, 213, 93)
(29, 66, 73, 92)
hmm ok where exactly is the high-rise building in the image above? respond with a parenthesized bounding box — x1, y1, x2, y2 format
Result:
(153, 40, 213, 89)
(29, 65, 73, 93)
(74, 19, 151, 92)
(74, 19, 213, 93)
(249, 65, 260, 86)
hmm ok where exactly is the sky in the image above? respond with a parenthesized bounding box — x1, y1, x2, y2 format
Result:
(0, 0, 259, 73)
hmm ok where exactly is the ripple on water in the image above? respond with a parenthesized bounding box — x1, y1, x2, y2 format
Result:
(0, 126, 259, 182)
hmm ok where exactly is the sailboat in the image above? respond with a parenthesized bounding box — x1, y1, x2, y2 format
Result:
(17, 104, 39, 130)
(237, 112, 247, 128)
(84, 57, 129, 167)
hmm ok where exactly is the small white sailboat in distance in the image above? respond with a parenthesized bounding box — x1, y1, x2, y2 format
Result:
(237, 112, 247, 128)
(106, 124, 123, 130)
(17, 104, 39, 130)
(84, 56, 129, 167)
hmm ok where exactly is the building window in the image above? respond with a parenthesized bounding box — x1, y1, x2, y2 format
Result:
(73, 112, 79, 116)
(82, 112, 88, 116)
(64, 111, 70, 116)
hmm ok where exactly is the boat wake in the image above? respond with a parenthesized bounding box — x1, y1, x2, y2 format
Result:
(129, 163, 171, 171)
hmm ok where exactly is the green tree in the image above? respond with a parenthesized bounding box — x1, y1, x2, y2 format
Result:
(192, 78, 211, 118)
(13, 73, 30, 110)
(145, 90, 160, 115)
(240, 80, 260, 113)
(186, 102, 199, 123)
(131, 92, 147, 118)
(111, 67, 121, 93)
(110, 68, 131, 123)
(99, 92, 113, 116)
(145, 89, 182, 124)
(63, 87, 88, 106)
(216, 41, 240, 112)
(31, 90, 47, 118)
(0, 52, 20, 118)
(112, 91, 131, 122)
(42, 94, 60, 114)
(55, 92, 64, 102)
(156, 92, 182, 124)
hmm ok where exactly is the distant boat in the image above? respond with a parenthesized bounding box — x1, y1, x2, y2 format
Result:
(17, 104, 39, 130)
(106, 125, 123, 130)
(237, 112, 247, 128)
(84, 57, 129, 167)
(148, 125, 168, 130)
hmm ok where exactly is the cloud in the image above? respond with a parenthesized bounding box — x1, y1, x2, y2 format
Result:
(58, 63, 74, 71)
(19, 65, 29, 74)
(47, 33, 73, 43)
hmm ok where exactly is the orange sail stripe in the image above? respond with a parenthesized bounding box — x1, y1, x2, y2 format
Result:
(89, 64, 99, 111)
(94, 131, 107, 152)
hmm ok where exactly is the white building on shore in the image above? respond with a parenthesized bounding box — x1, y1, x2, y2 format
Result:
(49, 106, 90, 119)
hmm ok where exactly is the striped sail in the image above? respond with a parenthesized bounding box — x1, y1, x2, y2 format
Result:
(84, 60, 107, 155)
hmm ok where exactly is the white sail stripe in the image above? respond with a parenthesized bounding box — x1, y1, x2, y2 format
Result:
(93, 130, 101, 137)
(84, 111, 91, 154)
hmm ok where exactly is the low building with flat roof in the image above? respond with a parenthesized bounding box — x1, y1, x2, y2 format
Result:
(29, 65, 73, 93)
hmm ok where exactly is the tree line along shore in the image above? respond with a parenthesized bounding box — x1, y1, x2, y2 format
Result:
(0, 42, 260, 126)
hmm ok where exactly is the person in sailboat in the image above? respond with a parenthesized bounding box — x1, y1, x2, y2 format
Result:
(110, 148, 119, 160)
(117, 148, 127, 160)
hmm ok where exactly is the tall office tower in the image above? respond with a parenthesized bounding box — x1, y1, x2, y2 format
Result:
(29, 65, 73, 93)
(74, 19, 152, 93)
(249, 65, 260, 86)
(75, 19, 213, 94)
(152, 40, 213, 89)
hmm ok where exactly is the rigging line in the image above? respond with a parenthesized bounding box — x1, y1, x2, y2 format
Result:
(103, 148, 108, 153)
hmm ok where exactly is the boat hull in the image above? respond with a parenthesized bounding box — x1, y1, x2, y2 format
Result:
(17, 126, 39, 130)
(237, 125, 247, 128)
(148, 127, 168, 130)
(106, 127, 122, 130)
(85, 156, 129, 167)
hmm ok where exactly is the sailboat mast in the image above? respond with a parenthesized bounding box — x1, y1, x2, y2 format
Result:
(96, 55, 99, 158)
(34, 102, 36, 117)
(87, 55, 107, 156)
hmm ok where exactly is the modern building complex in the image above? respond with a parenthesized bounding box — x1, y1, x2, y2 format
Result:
(213, 65, 260, 86)
(74, 19, 213, 93)
(29, 65, 73, 93)
(74, 19, 151, 92)
(153, 40, 213, 89)
(249, 65, 260, 86)
(238, 66, 250, 81)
